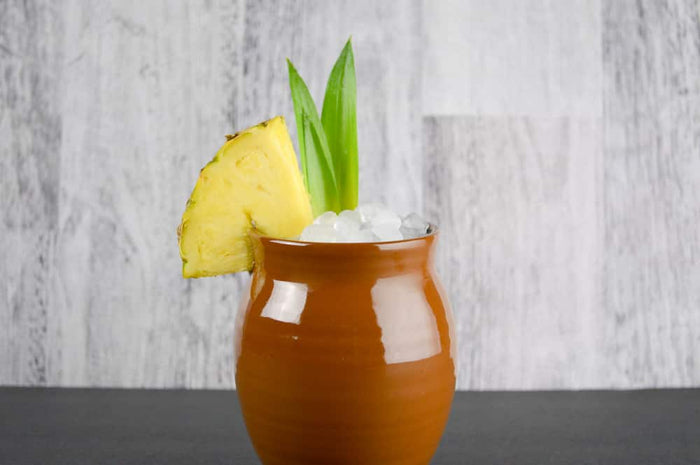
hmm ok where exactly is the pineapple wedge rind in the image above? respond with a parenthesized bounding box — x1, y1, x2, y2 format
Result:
(178, 116, 313, 278)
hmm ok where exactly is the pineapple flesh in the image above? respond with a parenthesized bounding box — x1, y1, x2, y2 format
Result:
(178, 116, 313, 278)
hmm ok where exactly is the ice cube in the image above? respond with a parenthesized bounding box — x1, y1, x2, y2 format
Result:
(305, 205, 414, 242)
(300, 224, 336, 242)
(402, 213, 429, 232)
(313, 211, 337, 225)
(334, 210, 362, 235)
(338, 209, 362, 225)
(400, 213, 430, 238)
(358, 203, 401, 229)
(336, 228, 377, 243)
(371, 224, 403, 242)
(357, 203, 389, 224)
(357, 229, 378, 242)
(399, 227, 420, 239)
(372, 211, 401, 229)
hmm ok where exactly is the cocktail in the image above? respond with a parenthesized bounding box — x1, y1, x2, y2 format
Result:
(178, 40, 455, 465)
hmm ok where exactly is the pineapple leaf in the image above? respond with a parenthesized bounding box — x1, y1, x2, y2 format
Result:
(321, 38, 358, 211)
(301, 113, 340, 215)
(287, 59, 340, 216)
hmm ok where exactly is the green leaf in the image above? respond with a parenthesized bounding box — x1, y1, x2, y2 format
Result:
(287, 59, 340, 216)
(321, 38, 358, 210)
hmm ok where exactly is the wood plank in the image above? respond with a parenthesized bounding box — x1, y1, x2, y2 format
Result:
(423, 0, 602, 117)
(50, 0, 246, 388)
(424, 116, 602, 389)
(4, 0, 422, 388)
(0, 1, 63, 386)
(601, 0, 700, 387)
(3, 0, 699, 390)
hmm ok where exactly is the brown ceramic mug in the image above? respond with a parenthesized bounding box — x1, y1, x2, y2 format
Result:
(234, 228, 456, 465)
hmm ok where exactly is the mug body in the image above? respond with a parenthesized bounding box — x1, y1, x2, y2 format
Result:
(235, 231, 456, 465)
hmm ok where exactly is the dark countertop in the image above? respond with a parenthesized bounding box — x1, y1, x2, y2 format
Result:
(0, 388, 698, 464)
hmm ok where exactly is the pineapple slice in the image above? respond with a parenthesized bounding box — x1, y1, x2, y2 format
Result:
(178, 116, 312, 278)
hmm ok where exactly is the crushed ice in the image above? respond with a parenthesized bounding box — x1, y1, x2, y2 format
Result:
(298, 203, 430, 243)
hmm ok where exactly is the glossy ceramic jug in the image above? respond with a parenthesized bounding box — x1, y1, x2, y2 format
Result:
(234, 229, 456, 465)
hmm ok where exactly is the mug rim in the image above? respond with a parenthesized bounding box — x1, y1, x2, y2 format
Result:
(250, 223, 439, 248)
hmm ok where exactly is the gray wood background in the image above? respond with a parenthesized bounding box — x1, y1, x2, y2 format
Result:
(1, 0, 699, 390)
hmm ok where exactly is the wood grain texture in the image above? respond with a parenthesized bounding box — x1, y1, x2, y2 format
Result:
(425, 116, 602, 389)
(1, 0, 699, 389)
(423, 0, 602, 117)
(52, 0, 251, 388)
(0, 0, 422, 388)
(0, 0, 250, 389)
(602, 0, 700, 387)
(0, 0, 62, 386)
